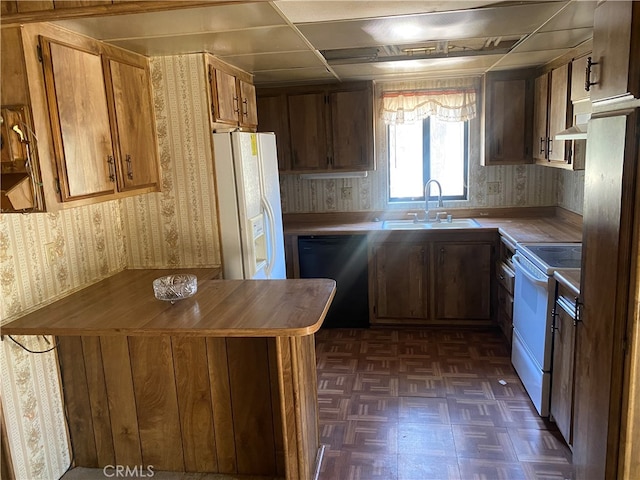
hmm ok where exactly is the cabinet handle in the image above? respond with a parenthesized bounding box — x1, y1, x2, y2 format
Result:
(547, 138, 553, 156)
(539, 137, 545, 155)
(585, 56, 599, 92)
(107, 155, 115, 182)
(242, 98, 248, 117)
(233, 96, 240, 114)
(125, 154, 134, 180)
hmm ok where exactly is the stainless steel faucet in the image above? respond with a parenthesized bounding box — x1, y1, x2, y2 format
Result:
(424, 179, 444, 221)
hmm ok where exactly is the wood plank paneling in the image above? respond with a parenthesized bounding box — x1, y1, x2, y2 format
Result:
(275, 336, 300, 480)
(57, 336, 98, 466)
(81, 336, 115, 466)
(206, 337, 236, 474)
(129, 337, 184, 471)
(1, 27, 29, 106)
(171, 337, 217, 472)
(268, 339, 286, 477)
(16, 0, 53, 13)
(226, 338, 276, 475)
(99, 336, 143, 467)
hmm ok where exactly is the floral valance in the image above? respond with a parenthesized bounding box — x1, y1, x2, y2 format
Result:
(381, 79, 478, 124)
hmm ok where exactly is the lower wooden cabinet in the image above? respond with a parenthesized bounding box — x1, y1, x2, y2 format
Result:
(550, 282, 579, 448)
(370, 235, 495, 325)
(433, 242, 492, 321)
(370, 242, 429, 322)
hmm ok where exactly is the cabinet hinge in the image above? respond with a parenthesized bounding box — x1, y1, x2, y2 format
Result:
(54, 178, 61, 193)
(37, 45, 43, 63)
(208, 69, 212, 83)
(567, 146, 573, 164)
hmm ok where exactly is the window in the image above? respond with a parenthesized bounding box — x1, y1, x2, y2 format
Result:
(388, 117, 468, 202)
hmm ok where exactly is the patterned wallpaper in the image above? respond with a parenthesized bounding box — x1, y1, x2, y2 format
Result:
(280, 80, 586, 215)
(121, 54, 221, 268)
(0, 201, 126, 479)
(1, 53, 222, 480)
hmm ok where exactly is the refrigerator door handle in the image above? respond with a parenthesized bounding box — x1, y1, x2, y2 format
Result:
(261, 196, 277, 279)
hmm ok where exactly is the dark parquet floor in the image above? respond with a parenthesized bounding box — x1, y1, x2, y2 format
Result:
(315, 327, 575, 480)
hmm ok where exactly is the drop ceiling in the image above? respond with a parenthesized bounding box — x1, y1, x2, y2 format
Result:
(53, 0, 596, 86)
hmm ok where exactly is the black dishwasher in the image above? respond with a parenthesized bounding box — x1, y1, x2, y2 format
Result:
(298, 235, 369, 328)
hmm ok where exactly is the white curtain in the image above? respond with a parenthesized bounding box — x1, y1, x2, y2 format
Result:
(380, 77, 479, 124)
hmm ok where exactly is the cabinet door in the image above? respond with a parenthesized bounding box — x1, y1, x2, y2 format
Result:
(40, 37, 115, 201)
(211, 66, 239, 125)
(547, 64, 571, 163)
(532, 73, 549, 161)
(433, 243, 491, 320)
(287, 93, 329, 170)
(107, 59, 159, 191)
(482, 72, 533, 165)
(590, 1, 639, 103)
(372, 243, 428, 322)
(571, 56, 590, 103)
(550, 302, 576, 447)
(238, 79, 257, 128)
(257, 94, 292, 171)
(330, 88, 373, 170)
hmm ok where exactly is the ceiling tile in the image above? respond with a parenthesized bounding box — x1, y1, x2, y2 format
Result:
(539, 0, 596, 32)
(297, 3, 566, 50)
(53, 3, 286, 40)
(274, 1, 498, 23)
(220, 51, 325, 73)
(254, 67, 337, 85)
(108, 27, 309, 57)
(515, 28, 592, 53)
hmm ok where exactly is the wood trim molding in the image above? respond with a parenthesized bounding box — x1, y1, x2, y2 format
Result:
(0, 1, 253, 25)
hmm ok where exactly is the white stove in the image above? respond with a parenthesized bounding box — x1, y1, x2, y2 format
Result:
(511, 242, 582, 416)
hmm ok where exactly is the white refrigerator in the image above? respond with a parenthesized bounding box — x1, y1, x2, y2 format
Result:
(213, 132, 286, 280)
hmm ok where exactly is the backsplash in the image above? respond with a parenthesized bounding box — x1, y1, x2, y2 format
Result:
(557, 169, 585, 215)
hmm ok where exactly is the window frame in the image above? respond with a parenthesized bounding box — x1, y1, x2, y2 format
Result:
(388, 117, 469, 203)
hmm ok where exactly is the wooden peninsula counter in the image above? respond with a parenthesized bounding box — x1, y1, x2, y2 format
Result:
(2, 269, 336, 480)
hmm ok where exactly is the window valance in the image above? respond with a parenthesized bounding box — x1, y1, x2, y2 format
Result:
(381, 85, 477, 125)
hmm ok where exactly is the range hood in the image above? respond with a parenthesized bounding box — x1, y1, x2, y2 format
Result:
(555, 112, 590, 140)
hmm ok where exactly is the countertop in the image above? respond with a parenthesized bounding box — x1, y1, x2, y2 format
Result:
(554, 269, 581, 296)
(1, 269, 336, 337)
(284, 213, 583, 245)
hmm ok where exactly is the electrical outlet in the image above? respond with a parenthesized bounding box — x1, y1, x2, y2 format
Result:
(341, 187, 352, 200)
(487, 182, 501, 195)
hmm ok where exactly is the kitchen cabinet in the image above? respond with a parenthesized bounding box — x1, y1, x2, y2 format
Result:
(370, 242, 429, 323)
(550, 280, 579, 449)
(496, 236, 516, 344)
(481, 69, 534, 165)
(2, 24, 160, 210)
(370, 232, 495, 325)
(257, 82, 374, 173)
(207, 58, 257, 129)
(589, 1, 640, 103)
(256, 94, 292, 171)
(533, 64, 574, 168)
(40, 36, 117, 201)
(570, 55, 591, 104)
(433, 242, 492, 321)
(104, 58, 159, 192)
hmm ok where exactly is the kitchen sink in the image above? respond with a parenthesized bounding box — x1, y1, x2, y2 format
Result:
(381, 218, 482, 230)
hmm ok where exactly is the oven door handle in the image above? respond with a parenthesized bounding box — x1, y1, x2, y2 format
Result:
(512, 254, 548, 287)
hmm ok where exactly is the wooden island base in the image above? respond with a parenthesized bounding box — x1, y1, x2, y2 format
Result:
(3, 270, 335, 480)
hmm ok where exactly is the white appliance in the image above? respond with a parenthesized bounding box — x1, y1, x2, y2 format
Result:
(213, 132, 286, 280)
(511, 243, 581, 416)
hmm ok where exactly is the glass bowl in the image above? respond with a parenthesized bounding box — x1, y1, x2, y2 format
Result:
(153, 274, 197, 303)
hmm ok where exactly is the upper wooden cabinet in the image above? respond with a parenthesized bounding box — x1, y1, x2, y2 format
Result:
(481, 70, 534, 166)
(104, 58, 159, 192)
(1, 24, 160, 210)
(533, 64, 572, 166)
(257, 82, 374, 173)
(589, 0, 640, 104)
(39, 34, 159, 202)
(207, 57, 257, 130)
(40, 37, 117, 201)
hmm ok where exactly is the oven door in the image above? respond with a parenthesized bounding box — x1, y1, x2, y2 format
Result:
(512, 253, 553, 371)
